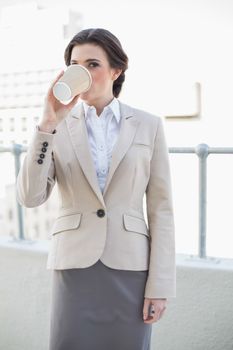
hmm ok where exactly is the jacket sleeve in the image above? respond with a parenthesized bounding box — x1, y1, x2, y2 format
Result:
(144, 117, 176, 299)
(16, 126, 57, 208)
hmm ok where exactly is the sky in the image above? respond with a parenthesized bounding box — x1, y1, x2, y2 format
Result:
(1, 0, 233, 143)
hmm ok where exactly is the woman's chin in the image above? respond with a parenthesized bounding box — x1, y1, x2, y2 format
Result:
(80, 90, 91, 101)
(80, 91, 98, 104)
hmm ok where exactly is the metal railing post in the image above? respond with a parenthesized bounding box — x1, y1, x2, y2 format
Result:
(13, 143, 25, 240)
(195, 144, 209, 258)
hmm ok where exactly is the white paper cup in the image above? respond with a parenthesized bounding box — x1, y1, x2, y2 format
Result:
(53, 64, 92, 102)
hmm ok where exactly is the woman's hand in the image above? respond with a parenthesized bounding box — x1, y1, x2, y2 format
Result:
(39, 70, 80, 133)
(143, 298, 167, 323)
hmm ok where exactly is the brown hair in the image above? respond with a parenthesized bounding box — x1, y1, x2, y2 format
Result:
(64, 28, 128, 98)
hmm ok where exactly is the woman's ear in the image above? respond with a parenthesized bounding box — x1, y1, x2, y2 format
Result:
(112, 68, 123, 81)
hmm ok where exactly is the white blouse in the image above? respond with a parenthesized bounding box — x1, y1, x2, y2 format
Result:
(82, 97, 122, 193)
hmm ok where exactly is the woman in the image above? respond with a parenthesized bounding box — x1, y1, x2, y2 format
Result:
(16, 28, 176, 350)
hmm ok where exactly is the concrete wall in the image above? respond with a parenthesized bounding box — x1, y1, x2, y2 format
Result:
(151, 254, 233, 350)
(0, 236, 233, 350)
(0, 237, 52, 350)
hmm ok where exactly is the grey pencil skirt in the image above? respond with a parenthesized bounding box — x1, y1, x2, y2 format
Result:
(49, 259, 152, 350)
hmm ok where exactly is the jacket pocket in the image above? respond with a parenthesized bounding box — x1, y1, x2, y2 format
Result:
(52, 213, 82, 235)
(132, 142, 151, 148)
(123, 213, 150, 237)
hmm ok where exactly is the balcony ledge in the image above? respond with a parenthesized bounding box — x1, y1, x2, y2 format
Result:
(0, 235, 233, 350)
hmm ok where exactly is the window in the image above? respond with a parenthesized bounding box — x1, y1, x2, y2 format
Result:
(10, 117, 15, 132)
(21, 117, 27, 131)
(8, 209, 13, 221)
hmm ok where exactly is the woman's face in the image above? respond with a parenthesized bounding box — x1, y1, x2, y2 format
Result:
(70, 43, 122, 104)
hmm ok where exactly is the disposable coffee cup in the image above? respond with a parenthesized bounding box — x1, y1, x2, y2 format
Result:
(53, 64, 92, 102)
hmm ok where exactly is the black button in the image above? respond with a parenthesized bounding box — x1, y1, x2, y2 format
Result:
(41, 147, 47, 153)
(97, 209, 105, 218)
(43, 141, 48, 147)
(37, 159, 43, 164)
(39, 153, 45, 159)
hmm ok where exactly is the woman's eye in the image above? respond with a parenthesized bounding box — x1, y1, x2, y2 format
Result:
(69, 62, 99, 67)
(89, 62, 99, 67)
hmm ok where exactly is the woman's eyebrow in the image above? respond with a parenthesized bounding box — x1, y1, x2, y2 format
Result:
(70, 58, 101, 63)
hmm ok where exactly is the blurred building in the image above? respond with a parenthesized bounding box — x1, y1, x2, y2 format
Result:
(0, 2, 83, 239)
(3, 182, 59, 240)
(0, 2, 83, 145)
(0, 69, 59, 146)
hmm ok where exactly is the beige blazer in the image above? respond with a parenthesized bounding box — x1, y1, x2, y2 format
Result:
(16, 100, 176, 299)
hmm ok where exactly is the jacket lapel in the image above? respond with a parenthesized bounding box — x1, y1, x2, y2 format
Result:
(103, 102, 139, 196)
(65, 100, 139, 204)
(65, 103, 105, 206)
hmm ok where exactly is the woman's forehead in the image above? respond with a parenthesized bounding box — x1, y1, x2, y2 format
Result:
(71, 44, 108, 61)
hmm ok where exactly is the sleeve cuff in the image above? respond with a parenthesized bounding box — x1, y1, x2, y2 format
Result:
(36, 125, 56, 134)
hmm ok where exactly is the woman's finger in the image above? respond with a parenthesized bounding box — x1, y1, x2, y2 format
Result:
(67, 94, 81, 110)
(143, 298, 150, 321)
(143, 302, 166, 323)
(150, 304, 160, 322)
(48, 70, 65, 94)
